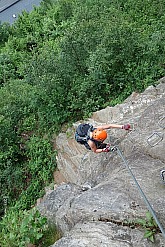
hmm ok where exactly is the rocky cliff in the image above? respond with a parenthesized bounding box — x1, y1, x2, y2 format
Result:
(38, 78, 165, 247)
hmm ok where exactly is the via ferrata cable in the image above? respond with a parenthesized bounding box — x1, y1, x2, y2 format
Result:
(113, 146, 165, 239)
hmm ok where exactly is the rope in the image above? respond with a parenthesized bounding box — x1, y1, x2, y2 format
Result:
(115, 146, 165, 238)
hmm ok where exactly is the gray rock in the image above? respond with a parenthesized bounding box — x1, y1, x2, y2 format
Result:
(50, 222, 165, 247)
(38, 80, 165, 246)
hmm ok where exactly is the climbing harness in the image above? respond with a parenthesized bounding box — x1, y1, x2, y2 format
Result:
(111, 146, 165, 239)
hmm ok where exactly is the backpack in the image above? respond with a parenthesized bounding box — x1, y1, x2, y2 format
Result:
(75, 123, 93, 145)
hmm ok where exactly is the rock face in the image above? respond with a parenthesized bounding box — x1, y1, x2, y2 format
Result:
(38, 78, 165, 246)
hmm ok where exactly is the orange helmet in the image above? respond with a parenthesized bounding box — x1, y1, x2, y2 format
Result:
(92, 129, 107, 141)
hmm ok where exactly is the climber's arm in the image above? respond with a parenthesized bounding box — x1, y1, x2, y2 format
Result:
(96, 123, 131, 130)
(87, 140, 103, 153)
(96, 124, 123, 130)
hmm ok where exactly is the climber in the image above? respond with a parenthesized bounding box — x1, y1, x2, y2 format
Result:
(75, 123, 131, 153)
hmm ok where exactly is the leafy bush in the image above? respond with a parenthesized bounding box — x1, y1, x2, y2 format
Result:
(0, 81, 57, 211)
(0, 22, 12, 46)
(0, 208, 48, 247)
(13, 135, 57, 210)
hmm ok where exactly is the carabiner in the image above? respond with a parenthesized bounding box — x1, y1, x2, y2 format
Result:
(147, 132, 163, 147)
(158, 116, 165, 129)
(160, 170, 165, 184)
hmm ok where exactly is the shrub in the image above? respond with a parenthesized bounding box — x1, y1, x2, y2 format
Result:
(0, 208, 48, 247)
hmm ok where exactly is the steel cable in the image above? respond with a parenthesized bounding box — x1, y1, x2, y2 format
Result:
(115, 146, 165, 238)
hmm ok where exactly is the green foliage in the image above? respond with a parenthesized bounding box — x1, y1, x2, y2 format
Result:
(0, 53, 18, 84)
(0, 81, 57, 211)
(14, 135, 57, 210)
(123, 211, 159, 242)
(1, 0, 165, 114)
(136, 211, 159, 242)
(0, 22, 12, 46)
(0, 208, 48, 247)
(39, 224, 62, 247)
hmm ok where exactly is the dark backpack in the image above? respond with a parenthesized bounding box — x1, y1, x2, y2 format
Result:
(75, 123, 93, 145)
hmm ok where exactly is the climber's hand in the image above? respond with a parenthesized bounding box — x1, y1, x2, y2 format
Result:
(102, 148, 110, 152)
(102, 144, 111, 152)
(122, 124, 131, 130)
